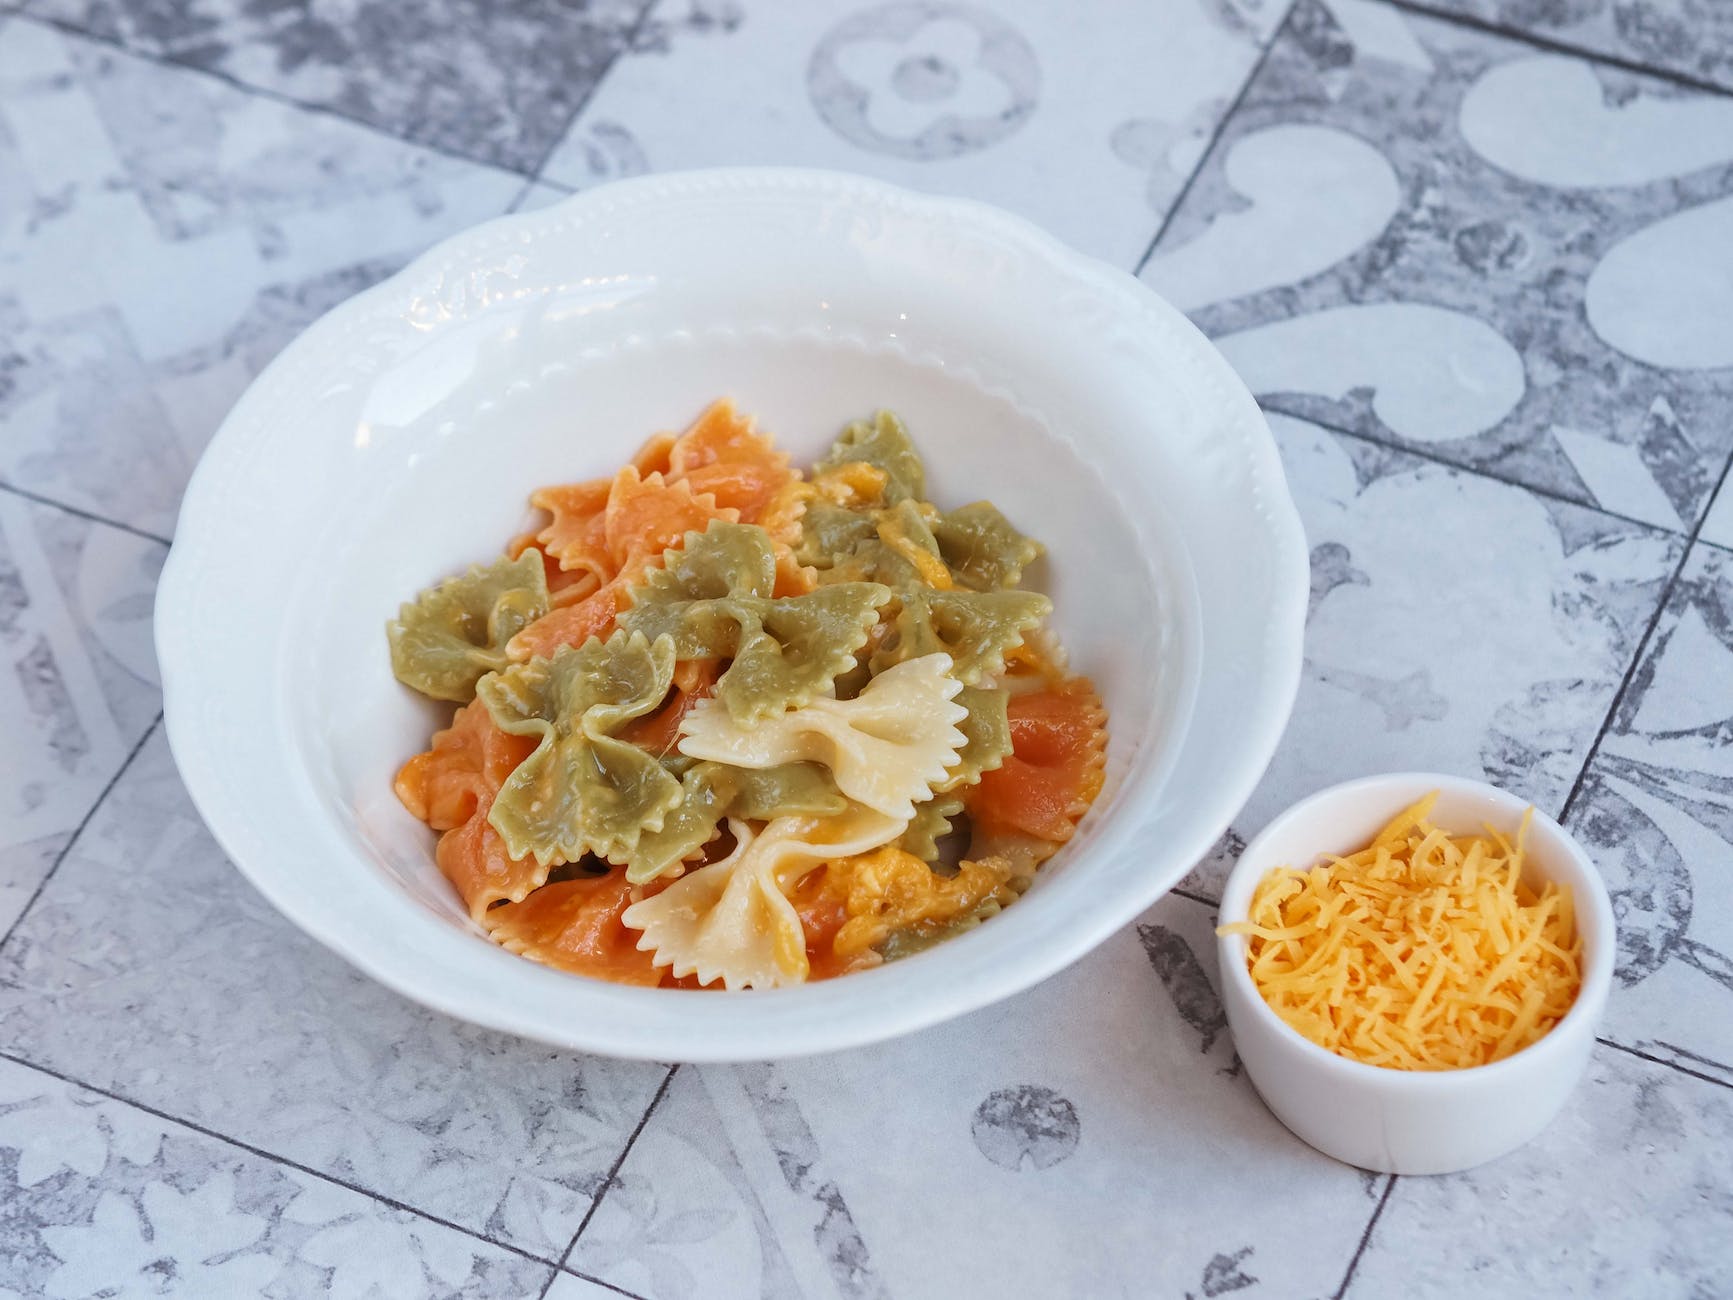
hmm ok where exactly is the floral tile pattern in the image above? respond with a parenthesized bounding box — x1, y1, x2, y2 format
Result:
(0, 1055, 554, 1298)
(0, 488, 162, 933)
(2, 0, 1732, 1293)
(0, 732, 672, 1259)
(1420, 0, 1733, 94)
(0, 19, 525, 535)
(539, 0, 1293, 263)
(571, 894, 1383, 1300)
(22, 0, 647, 170)
(1567, 545, 1733, 1086)
(1141, 0, 1733, 530)
(1180, 413, 1679, 899)
(1346, 1045, 1733, 1297)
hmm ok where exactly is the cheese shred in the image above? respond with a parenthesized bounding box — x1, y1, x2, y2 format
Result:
(1218, 794, 1582, 1071)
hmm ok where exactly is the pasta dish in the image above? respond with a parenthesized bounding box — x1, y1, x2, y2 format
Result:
(387, 402, 1107, 989)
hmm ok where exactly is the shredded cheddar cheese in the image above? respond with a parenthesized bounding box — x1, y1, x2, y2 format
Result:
(1217, 793, 1582, 1071)
(812, 461, 888, 507)
(876, 510, 955, 589)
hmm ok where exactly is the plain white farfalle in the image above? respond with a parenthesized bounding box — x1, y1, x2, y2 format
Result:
(621, 807, 906, 989)
(675, 653, 968, 820)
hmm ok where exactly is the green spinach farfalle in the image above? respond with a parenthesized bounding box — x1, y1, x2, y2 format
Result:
(814, 409, 927, 504)
(894, 685, 1010, 862)
(620, 760, 846, 884)
(798, 423, 1052, 684)
(477, 630, 682, 865)
(871, 587, 1050, 685)
(619, 520, 892, 722)
(931, 501, 1045, 591)
(941, 686, 1013, 790)
(388, 549, 549, 702)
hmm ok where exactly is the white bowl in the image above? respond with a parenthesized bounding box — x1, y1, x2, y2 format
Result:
(1217, 773, 1616, 1174)
(155, 168, 1307, 1061)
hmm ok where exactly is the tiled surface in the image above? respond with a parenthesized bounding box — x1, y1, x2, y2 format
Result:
(548, 1274, 642, 1300)
(0, 488, 162, 933)
(1142, 0, 1733, 531)
(1702, 474, 1733, 552)
(23, 0, 647, 171)
(1346, 1043, 1733, 1297)
(2, 0, 1731, 1294)
(0, 732, 672, 1259)
(1568, 545, 1733, 1088)
(540, 0, 1291, 263)
(513, 180, 579, 215)
(570, 896, 1382, 1300)
(0, 1055, 554, 1297)
(1181, 412, 1680, 899)
(0, 18, 525, 535)
(1417, 0, 1733, 93)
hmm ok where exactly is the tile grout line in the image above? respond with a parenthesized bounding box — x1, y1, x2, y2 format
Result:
(1553, 562, 1681, 822)
(1276, 405, 1693, 541)
(525, 0, 661, 187)
(15, 10, 535, 184)
(538, 1064, 680, 1299)
(0, 713, 162, 954)
(561, 1267, 652, 1300)
(1332, 1174, 1397, 1299)
(0, 1048, 562, 1270)
(505, 174, 580, 215)
(1385, 0, 1733, 101)
(1598, 1038, 1733, 1093)
(503, 176, 545, 216)
(1169, 885, 1220, 909)
(1130, 0, 1296, 277)
(0, 479, 172, 548)
(1555, 447, 1733, 826)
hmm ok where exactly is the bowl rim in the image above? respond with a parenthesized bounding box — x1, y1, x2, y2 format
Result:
(155, 166, 1310, 1059)
(1216, 771, 1617, 1087)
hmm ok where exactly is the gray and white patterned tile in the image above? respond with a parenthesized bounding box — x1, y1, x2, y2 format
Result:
(0, 1055, 553, 1299)
(1420, 0, 1733, 95)
(548, 1270, 649, 1300)
(1180, 413, 1679, 899)
(1141, 0, 1733, 529)
(1701, 471, 1733, 553)
(0, 490, 162, 934)
(1346, 1045, 1733, 1298)
(1567, 544, 1733, 1086)
(23, 0, 645, 171)
(0, 19, 524, 536)
(570, 894, 1381, 1300)
(0, 732, 672, 1259)
(541, 0, 1293, 265)
(513, 180, 578, 215)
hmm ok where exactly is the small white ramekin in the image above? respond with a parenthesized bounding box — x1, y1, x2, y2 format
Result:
(1216, 772, 1616, 1175)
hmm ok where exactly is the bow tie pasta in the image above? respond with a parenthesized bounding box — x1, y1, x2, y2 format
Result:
(388, 549, 549, 702)
(675, 654, 969, 822)
(389, 402, 1110, 988)
(617, 520, 892, 723)
(621, 806, 909, 990)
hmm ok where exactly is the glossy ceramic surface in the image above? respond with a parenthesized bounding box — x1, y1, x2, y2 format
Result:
(155, 168, 1307, 1060)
